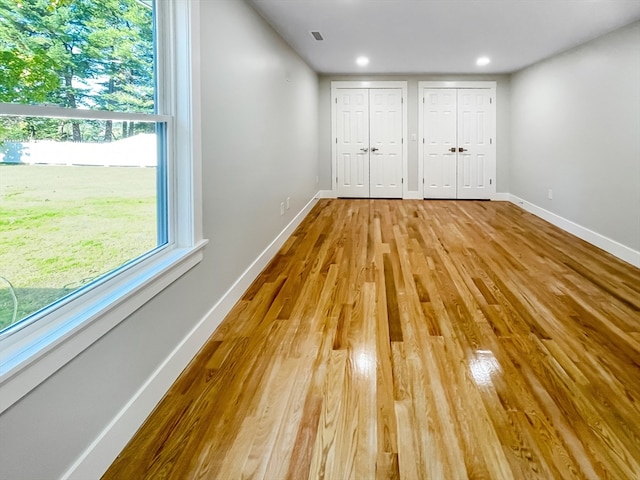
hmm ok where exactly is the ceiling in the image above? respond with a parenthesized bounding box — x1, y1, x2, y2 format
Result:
(247, 0, 640, 74)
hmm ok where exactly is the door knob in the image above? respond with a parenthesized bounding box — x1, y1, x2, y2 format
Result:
(360, 147, 369, 152)
(448, 147, 456, 153)
(458, 147, 468, 152)
(371, 147, 379, 152)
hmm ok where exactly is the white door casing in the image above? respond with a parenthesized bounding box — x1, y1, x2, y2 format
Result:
(419, 81, 497, 200)
(331, 81, 408, 198)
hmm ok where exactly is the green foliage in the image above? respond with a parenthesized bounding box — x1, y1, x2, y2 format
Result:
(0, 116, 59, 141)
(0, 0, 154, 141)
(86, 0, 155, 116)
(0, 164, 157, 330)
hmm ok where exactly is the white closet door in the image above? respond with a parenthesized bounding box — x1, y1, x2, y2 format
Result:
(336, 89, 370, 197)
(423, 89, 457, 198)
(422, 86, 496, 199)
(457, 89, 494, 199)
(369, 89, 403, 198)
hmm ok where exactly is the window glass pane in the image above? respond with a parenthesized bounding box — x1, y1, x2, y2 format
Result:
(0, 0, 155, 115)
(0, 117, 165, 332)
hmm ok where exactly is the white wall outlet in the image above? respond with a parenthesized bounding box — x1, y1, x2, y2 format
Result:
(548, 189, 553, 200)
(286, 197, 290, 210)
(280, 202, 285, 215)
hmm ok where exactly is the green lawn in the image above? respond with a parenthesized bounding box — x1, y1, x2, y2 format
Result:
(0, 164, 158, 330)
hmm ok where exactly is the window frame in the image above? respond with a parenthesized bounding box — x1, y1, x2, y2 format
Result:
(0, 0, 205, 414)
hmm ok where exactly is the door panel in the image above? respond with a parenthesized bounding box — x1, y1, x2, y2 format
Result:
(457, 89, 493, 199)
(336, 89, 369, 197)
(370, 89, 403, 198)
(423, 89, 457, 198)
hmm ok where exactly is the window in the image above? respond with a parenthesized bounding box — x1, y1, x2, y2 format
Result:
(0, 0, 204, 412)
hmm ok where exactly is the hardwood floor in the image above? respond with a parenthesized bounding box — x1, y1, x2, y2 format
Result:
(103, 199, 640, 479)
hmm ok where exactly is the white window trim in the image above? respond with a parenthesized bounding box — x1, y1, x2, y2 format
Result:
(0, 0, 205, 414)
(0, 103, 170, 122)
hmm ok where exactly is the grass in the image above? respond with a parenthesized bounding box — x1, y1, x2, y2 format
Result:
(0, 164, 158, 330)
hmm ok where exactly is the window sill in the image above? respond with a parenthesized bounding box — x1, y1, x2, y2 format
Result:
(0, 239, 208, 414)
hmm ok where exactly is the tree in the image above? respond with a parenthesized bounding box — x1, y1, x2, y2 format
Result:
(1, 0, 94, 140)
(83, 0, 154, 141)
(0, 0, 154, 142)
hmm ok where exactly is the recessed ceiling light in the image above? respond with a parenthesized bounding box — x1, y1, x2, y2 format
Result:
(476, 56, 491, 66)
(356, 56, 369, 67)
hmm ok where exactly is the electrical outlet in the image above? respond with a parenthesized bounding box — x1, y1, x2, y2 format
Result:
(548, 189, 553, 200)
(286, 197, 290, 210)
(280, 202, 285, 215)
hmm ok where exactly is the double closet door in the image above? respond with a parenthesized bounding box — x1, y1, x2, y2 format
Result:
(422, 86, 496, 199)
(335, 88, 403, 198)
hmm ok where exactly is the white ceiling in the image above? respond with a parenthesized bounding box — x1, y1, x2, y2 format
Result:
(248, 0, 640, 74)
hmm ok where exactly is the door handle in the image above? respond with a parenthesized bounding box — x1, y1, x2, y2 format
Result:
(458, 147, 468, 152)
(371, 147, 379, 152)
(360, 147, 369, 152)
(448, 147, 456, 153)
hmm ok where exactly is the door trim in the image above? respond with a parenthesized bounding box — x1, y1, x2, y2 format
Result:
(331, 81, 408, 198)
(418, 81, 497, 199)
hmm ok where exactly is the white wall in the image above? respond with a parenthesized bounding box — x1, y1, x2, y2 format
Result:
(510, 21, 640, 253)
(318, 75, 511, 194)
(201, 0, 319, 301)
(0, 1, 319, 478)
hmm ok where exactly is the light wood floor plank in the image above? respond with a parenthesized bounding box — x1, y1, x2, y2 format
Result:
(103, 199, 640, 480)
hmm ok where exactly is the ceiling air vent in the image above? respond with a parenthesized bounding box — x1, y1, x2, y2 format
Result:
(310, 31, 324, 41)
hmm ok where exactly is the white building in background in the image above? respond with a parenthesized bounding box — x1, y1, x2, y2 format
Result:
(0, 133, 157, 167)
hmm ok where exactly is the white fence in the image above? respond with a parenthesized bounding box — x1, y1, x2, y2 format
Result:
(0, 134, 157, 167)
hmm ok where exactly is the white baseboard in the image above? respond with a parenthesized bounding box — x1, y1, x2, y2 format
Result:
(509, 194, 640, 268)
(492, 192, 510, 201)
(316, 191, 508, 201)
(316, 189, 336, 199)
(316, 190, 425, 200)
(63, 194, 319, 480)
(404, 191, 422, 200)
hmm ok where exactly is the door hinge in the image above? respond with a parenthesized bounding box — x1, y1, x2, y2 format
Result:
(490, 138, 493, 145)
(490, 178, 493, 185)
(335, 98, 338, 104)
(423, 138, 425, 144)
(336, 137, 338, 144)
(490, 97, 493, 104)
(401, 97, 404, 104)
(402, 138, 404, 144)
(423, 97, 425, 103)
